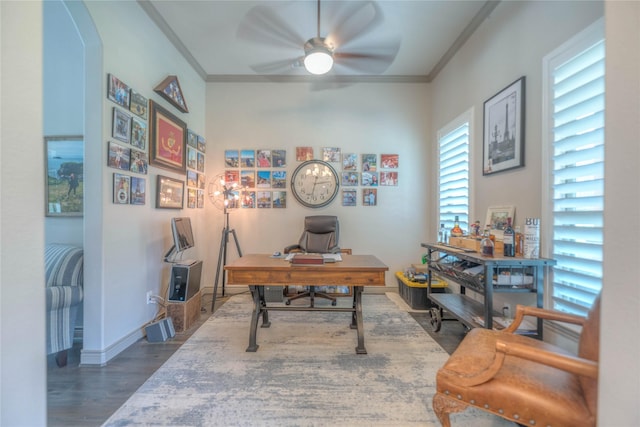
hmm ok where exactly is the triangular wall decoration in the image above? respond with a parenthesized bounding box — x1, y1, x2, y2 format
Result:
(154, 75, 189, 113)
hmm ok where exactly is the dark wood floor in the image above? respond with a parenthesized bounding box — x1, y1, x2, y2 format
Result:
(47, 293, 466, 427)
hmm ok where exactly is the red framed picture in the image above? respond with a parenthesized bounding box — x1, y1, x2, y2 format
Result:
(149, 100, 186, 173)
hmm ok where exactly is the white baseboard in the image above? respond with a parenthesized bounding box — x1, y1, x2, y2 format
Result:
(79, 327, 144, 366)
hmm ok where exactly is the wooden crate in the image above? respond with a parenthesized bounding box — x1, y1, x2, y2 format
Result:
(167, 290, 201, 333)
(449, 236, 503, 254)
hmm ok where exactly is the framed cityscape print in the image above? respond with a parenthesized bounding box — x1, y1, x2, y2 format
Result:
(483, 76, 525, 175)
(113, 173, 131, 204)
(45, 135, 84, 217)
(149, 100, 187, 173)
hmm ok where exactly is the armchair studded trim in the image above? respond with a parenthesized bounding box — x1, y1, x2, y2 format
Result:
(45, 244, 84, 357)
(433, 297, 600, 427)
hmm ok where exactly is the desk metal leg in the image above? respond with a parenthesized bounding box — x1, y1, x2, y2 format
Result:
(246, 285, 263, 352)
(352, 286, 367, 354)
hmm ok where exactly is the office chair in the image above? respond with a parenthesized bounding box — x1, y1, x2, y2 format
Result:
(284, 215, 340, 307)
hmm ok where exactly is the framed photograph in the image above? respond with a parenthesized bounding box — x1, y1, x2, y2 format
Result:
(107, 74, 130, 108)
(257, 191, 271, 208)
(241, 149, 255, 167)
(296, 146, 314, 161)
(129, 90, 147, 119)
(342, 172, 358, 186)
(197, 190, 204, 208)
(187, 170, 197, 188)
(156, 175, 184, 209)
(129, 149, 148, 174)
(154, 75, 188, 113)
(130, 117, 147, 150)
(113, 173, 131, 204)
(225, 150, 239, 167)
(242, 191, 256, 208)
(149, 100, 187, 173)
(130, 177, 146, 205)
(241, 170, 255, 188)
(483, 76, 526, 175)
(187, 146, 197, 170)
(381, 154, 399, 169)
(322, 147, 341, 162)
(112, 107, 131, 143)
(257, 171, 271, 187)
(272, 171, 286, 188)
(363, 189, 377, 206)
(380, 171, 398, 186)
(187, 130, 198, 148)
(197, 135, 206, 153)
(45, 136, 84, 217)
(187, 188, 197, 208)
(107, 141, 130, 170)
(485, 205, 516, 239)
(361, 154, 377, 171)
(342, 189, 357, 207)
(361, 171, 379, 186)
(272, 191, 286, 208)
(197, 152, 205, 173)
(272, 149, 286, 167)
(257, 149, 271, 167)
(343, 153, 358, 171)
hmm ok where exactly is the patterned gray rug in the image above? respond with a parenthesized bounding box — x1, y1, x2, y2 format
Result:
(103, 293, 512, 426)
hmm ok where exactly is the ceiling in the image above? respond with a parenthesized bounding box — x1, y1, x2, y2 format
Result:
(140, 0, 499, 83)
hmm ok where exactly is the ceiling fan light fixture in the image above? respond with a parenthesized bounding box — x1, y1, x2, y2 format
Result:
(303, 37, 333, 75)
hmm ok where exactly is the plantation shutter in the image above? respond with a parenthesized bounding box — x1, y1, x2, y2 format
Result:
(549, 38, 605, 316)
(439, 121, 470, 233)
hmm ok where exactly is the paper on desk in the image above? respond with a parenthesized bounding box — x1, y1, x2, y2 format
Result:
(285, 253, 343, 262)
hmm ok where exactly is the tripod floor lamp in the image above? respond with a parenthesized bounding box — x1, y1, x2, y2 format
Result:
(208, 174, 242, 312)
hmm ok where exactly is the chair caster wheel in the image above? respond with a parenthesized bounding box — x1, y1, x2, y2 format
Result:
(331, 301, 337, 306)
(285, 300, 291, 305)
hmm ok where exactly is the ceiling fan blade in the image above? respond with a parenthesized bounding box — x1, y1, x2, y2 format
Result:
(237, 5, 305, 49)
(334, 38, 401, 74)
(326, 1, 384, 49)
(250, 57, 304, 74)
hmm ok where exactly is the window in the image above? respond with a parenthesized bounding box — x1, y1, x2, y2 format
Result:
(543, 19, 604, 316)
(438, 111, 471, 235)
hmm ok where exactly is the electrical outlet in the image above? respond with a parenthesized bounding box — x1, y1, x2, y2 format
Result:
(146, 291, 154, 304)
(502, 304, 511, 318)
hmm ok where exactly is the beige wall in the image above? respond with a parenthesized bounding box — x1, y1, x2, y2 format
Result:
(205, 82, 431, 286)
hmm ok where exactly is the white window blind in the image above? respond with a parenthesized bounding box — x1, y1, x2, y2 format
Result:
(545, 23, 604, 316)
(438, 118, 470, 234)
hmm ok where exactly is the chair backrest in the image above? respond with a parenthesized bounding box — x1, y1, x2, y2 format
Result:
(45, 243, 84, 288)
(298, 215, 339, 253)
(578, 295, 601, 417)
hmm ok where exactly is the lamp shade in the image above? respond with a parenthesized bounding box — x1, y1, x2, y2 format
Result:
(303, 37, 333, 75)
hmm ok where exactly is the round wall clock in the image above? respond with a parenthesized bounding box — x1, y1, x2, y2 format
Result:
(290, 160, 340, 208)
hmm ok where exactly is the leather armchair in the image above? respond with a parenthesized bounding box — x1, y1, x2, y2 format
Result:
(433, 296, 600, 427)
(46, 243, 84, 367)
(284, 215, 340, 306)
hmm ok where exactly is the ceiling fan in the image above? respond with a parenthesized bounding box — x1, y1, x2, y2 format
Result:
(237, 0, 401, 77)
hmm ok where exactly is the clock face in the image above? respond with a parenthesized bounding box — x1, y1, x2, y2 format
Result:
(291, 160, 340, 208)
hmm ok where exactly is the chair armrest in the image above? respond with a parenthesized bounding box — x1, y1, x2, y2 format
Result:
(504, 304, 587, 333)
(284, 244, 302, 254)
(496, 339, 598, 379)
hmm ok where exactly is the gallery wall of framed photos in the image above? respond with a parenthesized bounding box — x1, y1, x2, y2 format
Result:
(106, 73, 206, 210)
(223, 147, 399, 209)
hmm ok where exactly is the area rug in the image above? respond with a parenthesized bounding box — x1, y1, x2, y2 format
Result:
(103, 293, 512, 426)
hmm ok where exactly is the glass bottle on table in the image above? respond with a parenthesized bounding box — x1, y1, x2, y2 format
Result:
(480, 228, 494, 257)
(514, 225, 523, 256)
(451, 215, 464, 237)
(438, 223, 447, 244)
(503, 217, 515, 257)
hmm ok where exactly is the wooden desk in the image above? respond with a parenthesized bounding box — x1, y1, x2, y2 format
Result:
(225, 254, 388, 354)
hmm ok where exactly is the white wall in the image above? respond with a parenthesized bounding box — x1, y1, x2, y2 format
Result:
(0, 2, 47, 425)
(73, 1, 209, 364)
(205, 82, 430, 284)
(601, 2, 640, 424)
(43, 0, 84, 245)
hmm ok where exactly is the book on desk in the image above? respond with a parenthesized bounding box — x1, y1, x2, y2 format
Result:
(287, 253, 343, 264)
